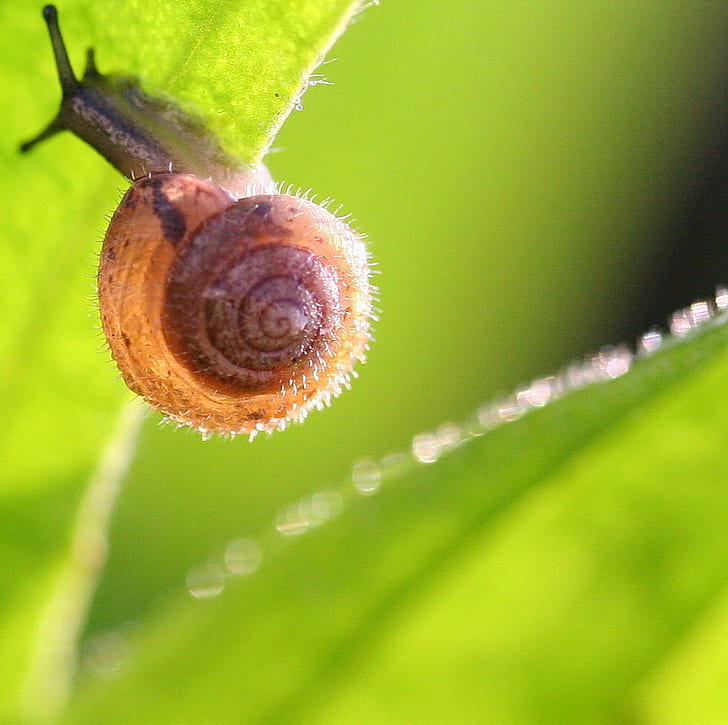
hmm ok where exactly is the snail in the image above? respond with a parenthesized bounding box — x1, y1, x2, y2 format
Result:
(21, 5, 373, 438)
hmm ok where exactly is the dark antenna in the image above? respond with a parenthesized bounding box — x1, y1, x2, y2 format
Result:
(19, 5, 79, 153)
(42, 5, 79, 94)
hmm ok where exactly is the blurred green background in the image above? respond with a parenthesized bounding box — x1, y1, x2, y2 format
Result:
(4, 0, 728, 722)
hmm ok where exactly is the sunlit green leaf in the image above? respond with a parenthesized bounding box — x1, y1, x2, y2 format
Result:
(65, 313, 728, 724)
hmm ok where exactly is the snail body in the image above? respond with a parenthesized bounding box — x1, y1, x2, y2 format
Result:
(22, 5, 372, 436)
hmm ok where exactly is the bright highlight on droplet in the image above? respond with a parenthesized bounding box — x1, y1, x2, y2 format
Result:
(412, 432, 440, 464)
(597, 346, 632, 379)
(352, 458, 382, 494)
(517, 377, 554, 408)
(186, 562, 225, 599)
(275, 504, 312, 536)
(690, 300, 712, 325)
(638, 328, 663, 355)
(715, 287, 728, 310)
(224, 538, 262, 576)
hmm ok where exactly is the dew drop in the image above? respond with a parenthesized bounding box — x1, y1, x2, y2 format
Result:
(275, 504, 311, 536)
(224, 538, 262, 576)
(516, 377, 555, 408)
(412, 432, 440, 464)
(716, 287, 728, 311)
(670, 309, 694, 337)
(689, 300, 712, 326)
(497, 399, 524, 422)
(186, 562, 225, 599)
(352, 458, 382, 495)
(638, 328, 663, 356)
(309, 490, 344, 522)
(436, 422, 463, 452)
(82, 630, 131, 677)
(471, 404, 501, 435)
(597, 345, 632, 379)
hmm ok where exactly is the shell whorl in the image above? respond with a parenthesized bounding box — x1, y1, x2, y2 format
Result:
(165, 194, 363, 391)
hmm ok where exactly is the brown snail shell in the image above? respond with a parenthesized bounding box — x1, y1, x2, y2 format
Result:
(99, 174, 371, 435)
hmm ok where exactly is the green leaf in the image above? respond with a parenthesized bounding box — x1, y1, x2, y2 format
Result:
(63, 311, 728, 724)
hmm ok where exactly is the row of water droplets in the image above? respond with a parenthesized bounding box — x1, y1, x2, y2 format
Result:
(81, 288, 728, 676)
(185, 287, 728, 599)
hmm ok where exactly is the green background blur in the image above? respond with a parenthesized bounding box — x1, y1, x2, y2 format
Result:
(4, 0, 728, 721)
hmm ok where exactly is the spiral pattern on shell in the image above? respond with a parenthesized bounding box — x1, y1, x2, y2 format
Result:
(98, 174, 372, 437)
(164, 195, 353, 393)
